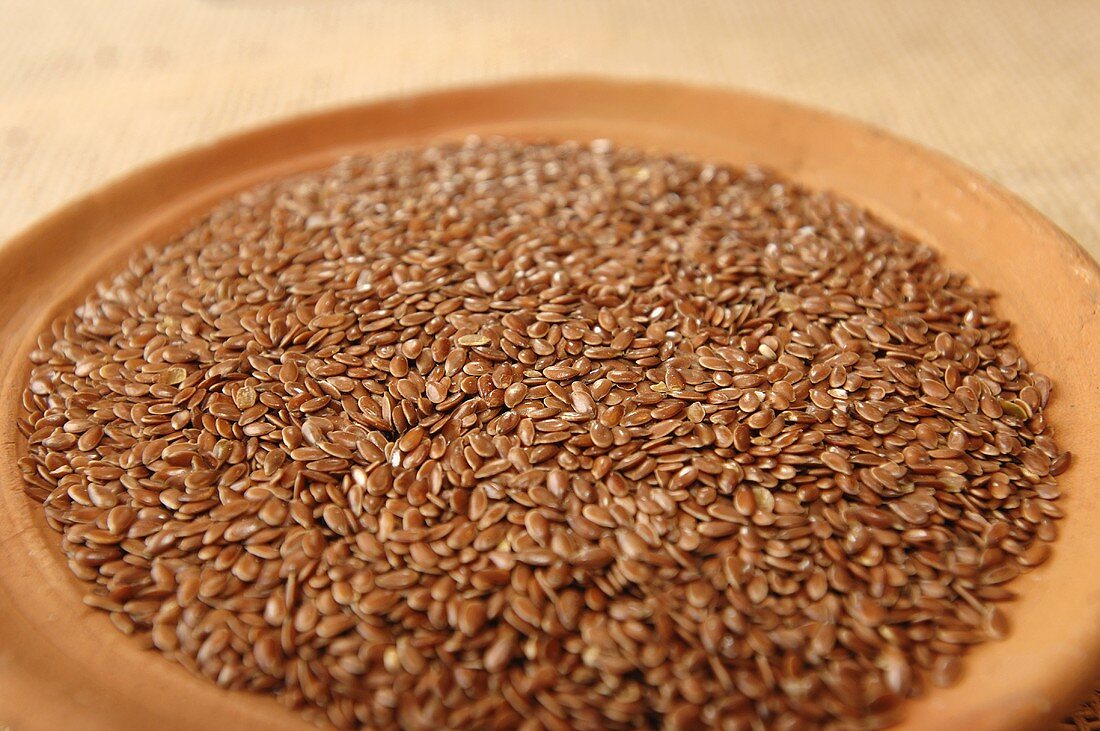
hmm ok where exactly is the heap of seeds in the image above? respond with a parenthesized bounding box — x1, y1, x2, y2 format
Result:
(18, 138, 1069, 730)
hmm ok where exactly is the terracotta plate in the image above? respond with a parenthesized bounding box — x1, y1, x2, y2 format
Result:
(1, 79, 1098, 731)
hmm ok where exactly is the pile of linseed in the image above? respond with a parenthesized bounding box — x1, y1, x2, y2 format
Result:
(18, 139, 1068, 730)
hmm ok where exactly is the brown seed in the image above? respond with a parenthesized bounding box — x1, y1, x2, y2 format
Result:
(733, 487, 756, 517)
(316, 614, 357, 638)
(669, 466, 698, 490)
(233, 385, 257, 409)
(589, 423, 614, 448)
(572, 547, 613, 570)
(821, 451, 851, 474)
(254, 634, 283, 675)
(1018, 541, 1051, 567)
(617, 530, 648, 560)
(504, 383, 528, 409)
(17, 138, 1067, 731)
(582, 504, 615, 528)
(984, 606, 1010, 640)
(880, 647, 912, 695)
(931, 655, 962, 687)
(708, 502, 741, 523)
(524, 511, 550, 546)
(151, 623, 180, 652)
(459, 601, 487, 637)
(849, 593, 886, 627)
(483, 631, 516, 673)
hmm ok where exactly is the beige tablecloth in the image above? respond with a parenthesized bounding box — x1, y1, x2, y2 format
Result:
(2, 0, 1098, 260)
(2, 0, 1099, 726)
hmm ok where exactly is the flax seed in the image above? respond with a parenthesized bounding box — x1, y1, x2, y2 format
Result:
(19, 138, 1067, 731)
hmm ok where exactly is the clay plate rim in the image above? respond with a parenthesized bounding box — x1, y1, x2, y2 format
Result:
(0, 77, 1098, 731)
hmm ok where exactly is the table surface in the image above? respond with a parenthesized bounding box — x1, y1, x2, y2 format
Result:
(2, 0, 1098, 260)
(2, 1, 1099, 727)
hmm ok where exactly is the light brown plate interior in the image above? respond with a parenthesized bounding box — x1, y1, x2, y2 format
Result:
(1, 78, 1099, 731)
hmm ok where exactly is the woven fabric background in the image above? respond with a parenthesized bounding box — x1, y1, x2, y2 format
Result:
(2, 0, 1098, 258)
(2, 1, 1099, 727)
